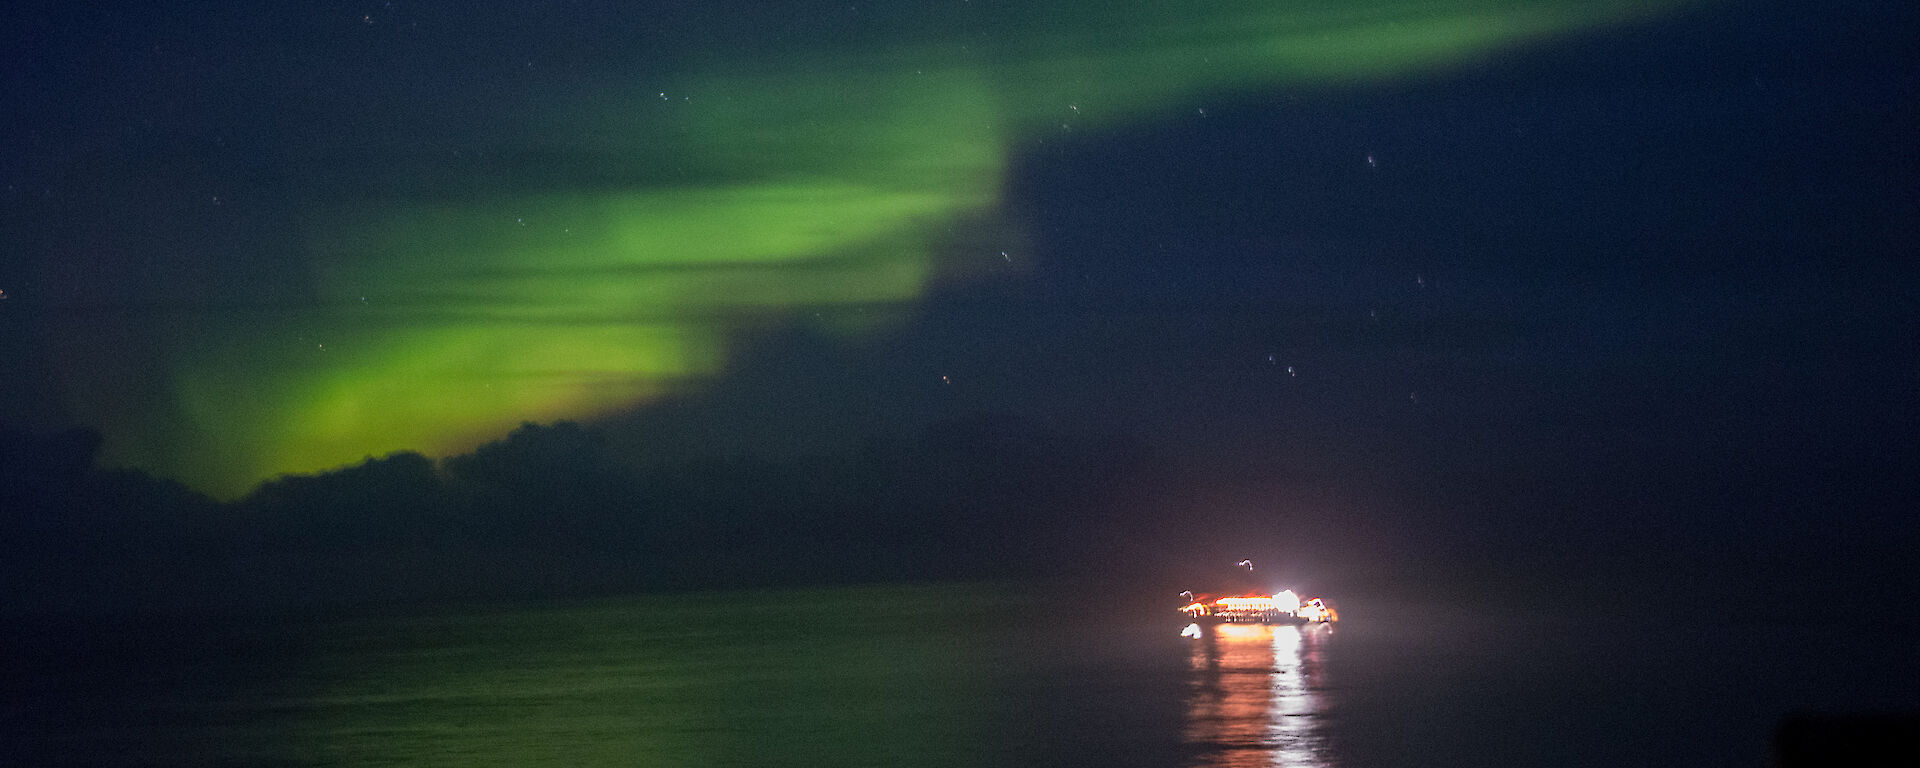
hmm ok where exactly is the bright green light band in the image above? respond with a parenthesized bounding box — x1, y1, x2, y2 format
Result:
(81, 0, 1693, 494)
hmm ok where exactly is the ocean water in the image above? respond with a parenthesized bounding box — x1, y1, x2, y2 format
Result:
(5, 585, 1912, 767)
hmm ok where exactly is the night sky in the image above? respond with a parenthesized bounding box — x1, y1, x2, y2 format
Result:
(4, 1, 1917, 609)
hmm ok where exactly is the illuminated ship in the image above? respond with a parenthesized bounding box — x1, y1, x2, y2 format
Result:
(1177, 561, 1337, 628)
(1180, 590, 1335, 625)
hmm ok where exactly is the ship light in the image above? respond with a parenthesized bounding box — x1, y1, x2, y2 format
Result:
(1215, 597, 1277, 610)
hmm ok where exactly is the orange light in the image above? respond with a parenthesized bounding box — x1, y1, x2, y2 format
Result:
(1214, 597, 1277, 610)
(1210, 623, 1270, 639)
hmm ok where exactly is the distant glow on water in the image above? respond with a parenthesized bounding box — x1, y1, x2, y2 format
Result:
(1185, 622, 1334, 766)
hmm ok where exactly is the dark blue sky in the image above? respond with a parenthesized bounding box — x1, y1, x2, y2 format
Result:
(3, 0, 1916, 606)
(604, 0, 1919, 601)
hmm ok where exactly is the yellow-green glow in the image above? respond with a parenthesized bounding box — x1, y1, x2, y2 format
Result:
(175, 323, 716, 489)
(83, 0, 1696, 495)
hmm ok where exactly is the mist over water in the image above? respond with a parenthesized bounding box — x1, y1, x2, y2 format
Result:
(6, 585, 1914, 767)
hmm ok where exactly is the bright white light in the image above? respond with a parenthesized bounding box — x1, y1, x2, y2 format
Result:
(1295, 597, 1332, 622)
(1274, 589, 1300, 613)
(1180, 623, 1203, 639)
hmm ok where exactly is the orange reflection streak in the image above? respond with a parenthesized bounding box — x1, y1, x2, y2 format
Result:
(1183, 623, 1334, 767)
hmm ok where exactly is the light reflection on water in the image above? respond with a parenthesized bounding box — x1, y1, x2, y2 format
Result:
(16, 588, 1358, 767)
(1183, 623, 1335, 767)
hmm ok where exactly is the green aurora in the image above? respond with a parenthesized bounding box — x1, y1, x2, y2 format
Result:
(65, 0, 1696, 495)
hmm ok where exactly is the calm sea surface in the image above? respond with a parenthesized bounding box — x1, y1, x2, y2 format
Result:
(5, 585, 1913, 767)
